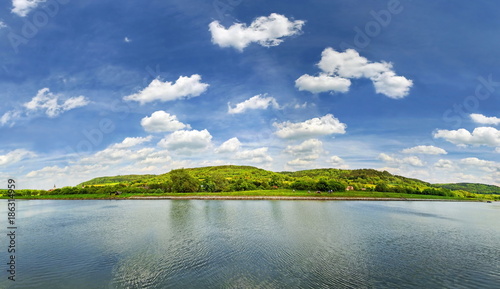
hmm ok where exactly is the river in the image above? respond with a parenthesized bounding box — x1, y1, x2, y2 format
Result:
(0, 200, 498, 288)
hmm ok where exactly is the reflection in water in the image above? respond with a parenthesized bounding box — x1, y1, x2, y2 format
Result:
(0, 200, 498, 288)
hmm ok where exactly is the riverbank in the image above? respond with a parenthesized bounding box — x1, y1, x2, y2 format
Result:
(129, 195, 479, 201)
(4, 193, 490, 201)
(4, 188, 497, 201)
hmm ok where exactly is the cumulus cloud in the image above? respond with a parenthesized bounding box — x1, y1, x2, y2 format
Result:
(0, 21, 7, 29)
(296, 48, 412, 98)
(12, 0, 45, 17)
(228, 94, 280, 114)
(111, 136, 153, 149)
(284, 139, 323, 156)
(295, 74, 351, 94)
(80, 146, 156, 166)
(460, 157, 499, 172)
(141, 111, 191, 133)
(1, 88, 89, 126)
(401, 145, 447, 155)
(378, 153, 425, 167)
(434, 159, 454, 169)
(235, 147, 273, 163)
(23, 88, 89, 118)
(215, 138, 271, 163)
(433, 127, 500, 147)
(209, 13, 305, 51)
(470, 113, 500, 125)
(284, 139, 324, 167)
(158, 129, 212, 154)
(138, 150, 172, 166)
(287, 158, 315, 167)
(0, 149, 36, 166)
(328, 156, 345, 166)
(216, 137, 242, 153)
(274, 114, 346, 139)
(124, 75, 209, 104)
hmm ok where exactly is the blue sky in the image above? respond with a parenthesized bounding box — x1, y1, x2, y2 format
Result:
(1, 0, 499, 189)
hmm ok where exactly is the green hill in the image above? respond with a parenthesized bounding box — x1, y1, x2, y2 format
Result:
(15, 165, 497, 200)
(434, 183, 500, 195)
(78, 165, 436, 194)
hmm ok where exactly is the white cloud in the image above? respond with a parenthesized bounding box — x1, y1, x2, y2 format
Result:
(401, 145, 447, 155)
(80, 146, 156, 166)
(138, 150, 172, 165)
(294, 102, 308, 109)
(0, 149, 36, 166)
(26, 165, 70, 178)
(0, 21, 7, 29)
(215, 138, 271, 163)
(470, 113, 500, 125)
(371, 71, 413, 98)
(12, 0, 45, 17)
(235, 147, 273, 163)
(378, 153, 425, 167)
(328, 156, 345, 166)
(1, 110, 21, 126)
(23, 88, 89, 118)
(124, 75, 209, 104)
(216, 137, 242, 153)
(124, 37, 131, 43)
(284, 139, 323, 155)
(295, 74, 351, 94)
(141, 111, 191, 133)
(2, 88, 89, 126)
(274, 114, 346, 139)
(433, 127, 500, 147)
(434, 159, 454, 169)
(401, 156, 425, 167)
(158, 129, 212, 154)
(287, 158, 314, 167)
(460, 157, 499, 172)
(284, 139, 324, 168)
(228, 94, 280, 114)
(209, 13, 305, 51)
(111, 136, 153, 149)
(296, 48, 412, 98)
(496, 147, 500, 153)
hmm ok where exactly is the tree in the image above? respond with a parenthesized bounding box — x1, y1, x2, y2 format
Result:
(327, 180, 345, 192)
(375, 182, 389, 192)
(315, 179, 329, 191)
(210, 173, 230, 192)
(170, 169, 200, 193)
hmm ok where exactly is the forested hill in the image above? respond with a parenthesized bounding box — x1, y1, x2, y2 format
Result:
(77, 165, 498, 195)
(434, 183, 500, 195)
(79, 165, 430, 190)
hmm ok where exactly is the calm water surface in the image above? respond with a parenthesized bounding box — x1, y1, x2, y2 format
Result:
(0, 200, 498, 288)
